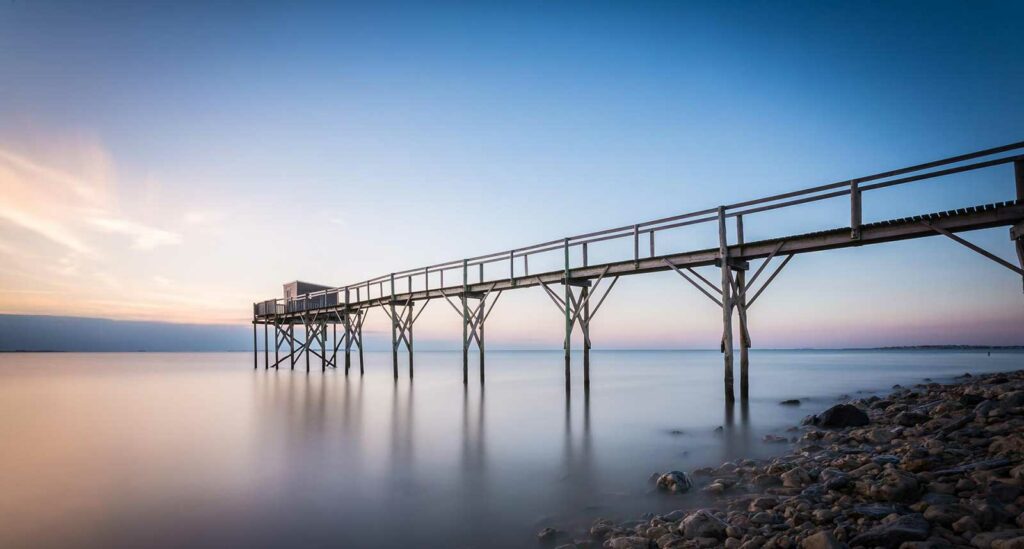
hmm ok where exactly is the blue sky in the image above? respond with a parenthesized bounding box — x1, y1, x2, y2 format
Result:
(1, 1, 1022, 349)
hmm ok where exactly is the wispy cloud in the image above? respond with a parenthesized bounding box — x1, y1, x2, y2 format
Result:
(88, 217, 182, 250)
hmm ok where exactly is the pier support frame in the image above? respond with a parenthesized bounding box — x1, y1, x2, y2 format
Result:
(441, 282, 501, 385)
(540, 261, 618, 392)
(665, 231, 794, 402)
(383, 297, 427, 380)
(341, 308, 366, 375)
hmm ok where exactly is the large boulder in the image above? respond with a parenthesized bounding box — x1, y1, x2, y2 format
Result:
(808, 404, 870, 428)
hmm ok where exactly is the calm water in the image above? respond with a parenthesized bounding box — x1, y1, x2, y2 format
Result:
(1, 350, 1021, 548)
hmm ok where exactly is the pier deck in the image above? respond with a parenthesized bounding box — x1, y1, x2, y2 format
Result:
(253, 142, 1024, 401)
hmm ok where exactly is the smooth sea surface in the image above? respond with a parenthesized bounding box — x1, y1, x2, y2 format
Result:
(1, 349, 1021, 549)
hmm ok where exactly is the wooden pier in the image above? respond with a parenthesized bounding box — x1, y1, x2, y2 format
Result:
(253, 142, 1024, 401)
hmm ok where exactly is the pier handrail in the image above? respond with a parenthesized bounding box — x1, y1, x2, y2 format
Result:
(259, 141, 1024, 309)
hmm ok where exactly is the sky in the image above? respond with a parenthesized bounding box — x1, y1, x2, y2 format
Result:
(1, 1, 1023, 350)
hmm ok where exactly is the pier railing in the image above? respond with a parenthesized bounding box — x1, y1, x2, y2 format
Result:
(256, 141, 1024, 312)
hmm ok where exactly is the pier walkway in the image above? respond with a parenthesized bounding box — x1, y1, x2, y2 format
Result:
(253, 142, 1024, 401)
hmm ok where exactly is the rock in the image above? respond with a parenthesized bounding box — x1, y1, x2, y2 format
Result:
(923, 504, 969, 526)
(972, 530, 1024, 549)
(952, 516, 980, 534)
(763, 434, 789, 444)
(656, 533, 685, 548)
(781, 467, 812, 488)
(801, 531, 843, 549)
(661, 510, 686, 522)
(780, 399, 802, 406)
(849, 514, 930, 548)
(655, 471, 693, 494)
(850, 503, 900, 519)
(681, 511, 727, 540)
(749, 496, 779, 511)
(538, 527, 558, 540)
(604, 536, 652, 549)
(895, 411, 928, 427)
(865, 468, 921, 503)
(810, 404, 870, 428)
(991, 538, 1024, 549)
(868, 428, 897, 444)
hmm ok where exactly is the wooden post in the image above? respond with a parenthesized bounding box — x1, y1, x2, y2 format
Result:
(582, 242, 590, 388)
(274, 322, 280, 367)
(851, 180, 862, 239)
(718, 206, 735, 402)
(462, 259, 469, 385)
(736, 215, 750, 400)
(1015, 160, 1024, 201)
(390, 273, 398, 379)
(509, 250, 514, 284)
(564, 238, 571, 392)
(357, 313, 364, 375)
(263, 322, 269, 370)
(633, 225, 639, 265)
(344, 288, 351, 374)
(478, 294, 485, 384)
(305, 317, 311, 372)
(408, 302, 414, 379)
(321, 319, 327, 372)
(289, 324, 295, 370)
(252, 321, 257, 369)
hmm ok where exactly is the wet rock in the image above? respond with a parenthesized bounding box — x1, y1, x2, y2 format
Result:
(604, 536, 653, 549)
(655, 471, 693, 494)
(952, 516, 980, 534)
(849, 514, 930, 548)
(780, 399, 802, 406)
(801, 530, 843, 549)
(850, 503, 901, 519)
(681, 511, 727, 540)
(763, 434, 789, 444)
(781, 467, 812, 488)
(809, 404, 870, 428)
(538, 527, 558, 540)
(895, 411, 928, 427)
(864, 468, 921, 503)
(971, 530, 1024, 549)
(991, 538, 1024, 549)
(923, 504, 969, 526)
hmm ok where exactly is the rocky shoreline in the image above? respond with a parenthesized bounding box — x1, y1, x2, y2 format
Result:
(543, 369, 1024, 549)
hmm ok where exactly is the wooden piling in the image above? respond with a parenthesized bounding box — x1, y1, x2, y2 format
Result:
(408, 302, 414, 379)
(462, 259, 469, 385)
(1016, 160, 1024, 200)
(252, 321, 257, 369)
(736, 215, 750, 400)
(390, 274, 398, 379)
(344, 288, 351, 374)
(564, 238, 571, 392)
(718, 206, 735, 402)
(582, 243, 590, 388)
(478, 295, 485, 384)
(263, 322, 269, 370)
